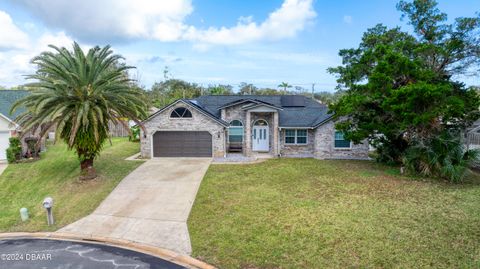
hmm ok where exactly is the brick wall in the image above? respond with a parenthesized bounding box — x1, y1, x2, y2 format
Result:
(140, 101, 226, 158)
(313, 120, 369, 159)
(280, 129, 315, 157)
(223, 104, 247, 153)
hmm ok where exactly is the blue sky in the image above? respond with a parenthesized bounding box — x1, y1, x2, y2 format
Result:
(0, 0, 478, 91)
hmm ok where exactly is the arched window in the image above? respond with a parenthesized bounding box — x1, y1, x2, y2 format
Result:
(170, 107, 192, 118)
(229, 120, 244, 143)
(230, 120, 243, 127)
(254, 119, 268, 126)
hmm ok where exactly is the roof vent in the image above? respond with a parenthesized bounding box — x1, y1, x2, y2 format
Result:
(281, 95, 305, 107)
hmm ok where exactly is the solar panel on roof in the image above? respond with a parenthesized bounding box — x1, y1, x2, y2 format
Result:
(281, 96, 305, 107)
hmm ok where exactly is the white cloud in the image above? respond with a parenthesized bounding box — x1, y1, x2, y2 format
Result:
(0, 10, 29, 50)
(0, 30, 85, 87)
(9, 0, 315, 46)
(10, 0, 193, 42)
(343, 15, 353, 24)
(0, 9, 83, 86)
(0, 1, 319, 87)
(184, 0, 316, 45)
(37, 31, 77, 50)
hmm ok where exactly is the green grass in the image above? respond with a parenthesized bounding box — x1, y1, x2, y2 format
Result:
(0, 138, 143, 232)
(188, 159, 480, 268)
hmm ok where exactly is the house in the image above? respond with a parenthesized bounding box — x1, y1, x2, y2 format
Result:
(0, 90, 35, 160)
(140, 95, 369, 159)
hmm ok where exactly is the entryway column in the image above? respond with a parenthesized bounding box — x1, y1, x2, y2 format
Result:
(245, 111, 252, 156)
(273, 112, 279, 156)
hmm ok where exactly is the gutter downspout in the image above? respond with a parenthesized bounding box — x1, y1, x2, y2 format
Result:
(278, 127, 282, 157)
(224, 127, 227, 158)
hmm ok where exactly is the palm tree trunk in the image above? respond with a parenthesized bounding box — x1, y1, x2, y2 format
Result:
(80, 158, 93, 169)
(80, 158, 96, 180)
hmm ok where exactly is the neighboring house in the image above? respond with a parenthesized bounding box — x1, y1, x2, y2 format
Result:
(140, 95, 369, 159)
(0, 90, 35, 160)
(0, 113, 17, 160)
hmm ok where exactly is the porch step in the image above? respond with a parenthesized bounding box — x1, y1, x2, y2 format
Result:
(228, 144, 243, 152)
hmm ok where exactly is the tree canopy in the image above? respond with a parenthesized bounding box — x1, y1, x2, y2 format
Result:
(149, 79, 203, 108)
(329, 0, 480, 181)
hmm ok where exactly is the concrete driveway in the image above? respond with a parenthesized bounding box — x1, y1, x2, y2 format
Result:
(58, 158, 211, 255)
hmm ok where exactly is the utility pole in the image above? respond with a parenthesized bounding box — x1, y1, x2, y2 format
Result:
(249, 84, 252, 95)
(311, 83, 315, 99)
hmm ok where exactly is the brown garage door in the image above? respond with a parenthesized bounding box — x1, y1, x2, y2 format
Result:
(152, 131, 212, 157)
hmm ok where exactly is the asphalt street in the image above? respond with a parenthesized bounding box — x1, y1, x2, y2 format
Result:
(0, 238, 186, 269)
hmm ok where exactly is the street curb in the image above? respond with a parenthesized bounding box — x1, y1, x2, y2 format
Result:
(0, 232, 216, 269)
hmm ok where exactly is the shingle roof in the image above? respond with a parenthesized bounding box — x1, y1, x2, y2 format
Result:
(3, 92, 333, 128)
(0, 90, 30, 122)
(143, 99, 229, 126)
(217, 98, 283, 110)
(183, 99, 229, 126)
(193, 95, 333, 128)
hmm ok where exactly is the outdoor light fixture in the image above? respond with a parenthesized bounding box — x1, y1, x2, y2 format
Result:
(42, 197, 54, 226)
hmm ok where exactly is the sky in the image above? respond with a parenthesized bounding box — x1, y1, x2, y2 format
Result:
(0, 0, 479, 92)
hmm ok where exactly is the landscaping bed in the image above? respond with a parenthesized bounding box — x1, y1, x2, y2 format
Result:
(188, 159, 480, 268)
(0, 138, 143, 232)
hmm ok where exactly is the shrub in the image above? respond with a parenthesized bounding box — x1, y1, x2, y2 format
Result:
(129, 126, 140, 142)
(403, 132, 479, 183)
(6, 148, 16, 163)
(6, 137, 22, 163)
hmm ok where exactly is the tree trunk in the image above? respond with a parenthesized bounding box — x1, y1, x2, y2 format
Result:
(80, 158, 96, 180)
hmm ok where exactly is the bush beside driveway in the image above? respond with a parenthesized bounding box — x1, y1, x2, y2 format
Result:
(0, 138, 143, 232)
(188, 159, 480, 268)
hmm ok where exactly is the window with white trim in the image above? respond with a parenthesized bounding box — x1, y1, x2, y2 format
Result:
(334, 131, 351, 148)
(228, 120, 243, 143)
(170, 107, 192, 118)
(284, 129, 307, 144)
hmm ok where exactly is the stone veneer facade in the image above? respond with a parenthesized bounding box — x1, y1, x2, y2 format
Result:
(313, 120, 369, 159)
(221, 104, 279, 157)
(140, 101, 226, 158)
(140, 100, 369, 160)
(279, 129, 315, 157)
(222, 104, 247, 154)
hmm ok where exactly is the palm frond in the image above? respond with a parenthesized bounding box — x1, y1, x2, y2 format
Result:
(13, 42, 147, 162)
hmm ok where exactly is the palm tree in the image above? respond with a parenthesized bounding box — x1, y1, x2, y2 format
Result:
(278, 82, 292, 94)
(12, 42, 147, 180)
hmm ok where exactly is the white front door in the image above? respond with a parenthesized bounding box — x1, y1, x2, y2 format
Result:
(252, 126, 269, 152)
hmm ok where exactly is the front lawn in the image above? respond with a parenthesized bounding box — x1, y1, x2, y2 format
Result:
(0, 138, 143, 232)
(188, 159, 480, 268)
